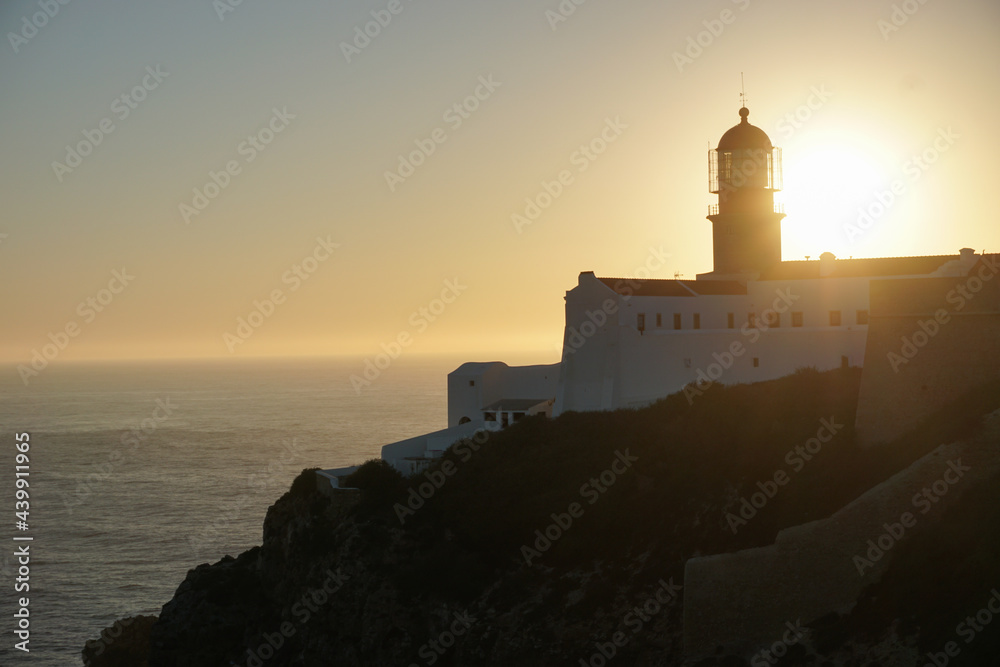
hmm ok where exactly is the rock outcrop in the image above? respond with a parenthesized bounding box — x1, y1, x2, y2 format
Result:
(84, 369, 1000, 666)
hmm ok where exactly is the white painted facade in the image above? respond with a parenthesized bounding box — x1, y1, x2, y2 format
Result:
(447, 362, 559, 427)
(556, 272, 876, 414)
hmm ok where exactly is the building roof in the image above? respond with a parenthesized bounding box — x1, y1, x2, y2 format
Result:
(757, 254, 958, 281)
(598, 277, 747, 297)
(717, 107, 773, 151)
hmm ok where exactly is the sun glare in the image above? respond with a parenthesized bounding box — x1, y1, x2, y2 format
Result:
(779, 140, 892, 260)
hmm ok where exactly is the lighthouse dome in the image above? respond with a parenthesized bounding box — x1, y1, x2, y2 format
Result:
(717, 107, 772, 151)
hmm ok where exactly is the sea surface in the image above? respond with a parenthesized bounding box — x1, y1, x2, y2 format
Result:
(0, 355, 471, 665)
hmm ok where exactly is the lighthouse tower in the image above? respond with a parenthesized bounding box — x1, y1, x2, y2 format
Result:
(705, 107, 785, 276)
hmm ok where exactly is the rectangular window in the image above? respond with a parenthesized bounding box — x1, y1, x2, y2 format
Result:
(656, 313, 662, 328)
(829, 310, 842, 326)
(753, 357, 760, 368)
(637, 313, 646, 331)
(841, 355, 850, 369)
(673, 313, 682, 330)
(747, 312, 757, 329)
(764, 311, 780, 328)
(469, 380, 475, 387)
(857, 310, 869, 325)
(791, 312, 804, 328)
(727, 313, 735, 329)
(693, 313, 701, 330)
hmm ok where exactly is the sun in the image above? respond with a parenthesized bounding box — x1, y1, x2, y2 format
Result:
(778, 136, 893, 260)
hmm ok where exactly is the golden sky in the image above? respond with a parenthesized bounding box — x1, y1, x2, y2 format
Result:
(2, 0, 998, 365)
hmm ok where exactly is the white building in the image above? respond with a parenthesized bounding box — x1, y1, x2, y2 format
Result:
(322, 105, 988, 482)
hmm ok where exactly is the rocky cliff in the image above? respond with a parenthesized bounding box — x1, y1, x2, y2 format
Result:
(84, 369, 1000, 666)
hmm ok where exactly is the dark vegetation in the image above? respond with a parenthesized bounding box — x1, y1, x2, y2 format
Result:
(345, 367, 976, 592)
(87, 369, 1000, 665)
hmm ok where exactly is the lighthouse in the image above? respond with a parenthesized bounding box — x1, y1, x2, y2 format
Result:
(706, 107, 785, 275)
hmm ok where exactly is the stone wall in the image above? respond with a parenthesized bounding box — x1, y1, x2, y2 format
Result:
(855, 258, 1000, 446)
(683, 411, 1000, 658)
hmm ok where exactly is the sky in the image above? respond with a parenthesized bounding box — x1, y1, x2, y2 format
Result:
(2, 0, 999, 366)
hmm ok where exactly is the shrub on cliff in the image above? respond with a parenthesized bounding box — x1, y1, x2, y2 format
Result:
(341, 458, 406, 509)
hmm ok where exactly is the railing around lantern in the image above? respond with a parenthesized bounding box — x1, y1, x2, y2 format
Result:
(707, 202, 785, 216)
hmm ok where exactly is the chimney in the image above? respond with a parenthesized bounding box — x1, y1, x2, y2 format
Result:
(819, 252, 836, 278)
(960, 247, 976, 265)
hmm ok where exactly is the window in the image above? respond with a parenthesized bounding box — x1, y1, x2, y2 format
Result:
(753, 357, 760, 368)
(829, 310, 842, 326)
(727, 313, 735, 329)
(841, 355, 849, 369)
(764, 311, 780, 328)
(656, 313, 662, 328)
(857, 310, 869, 325)
(673, 313, 682, 330)
(637, 313, 646, 331)
(469, 380, 475, 387)
(747, 312, 757, 328)
(791, 312, 804, 328)
(693, 313, 701, 330)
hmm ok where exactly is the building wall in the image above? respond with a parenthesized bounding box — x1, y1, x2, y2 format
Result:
(380, 419, 495, 475)
(447, 362, 559, 428)
(555, 272, 875, 414)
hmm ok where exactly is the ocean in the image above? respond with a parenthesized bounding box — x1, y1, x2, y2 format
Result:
(0, 355, 469, 666)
